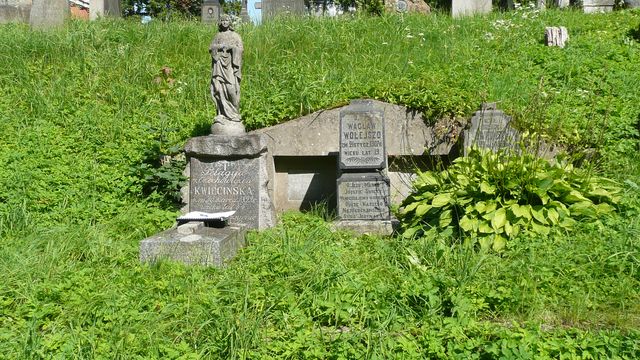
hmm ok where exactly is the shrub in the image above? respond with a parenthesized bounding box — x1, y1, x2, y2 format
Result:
(397, 144, 621, 251)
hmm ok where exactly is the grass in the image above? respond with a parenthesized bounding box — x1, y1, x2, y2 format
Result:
(0, 8, 639, 358)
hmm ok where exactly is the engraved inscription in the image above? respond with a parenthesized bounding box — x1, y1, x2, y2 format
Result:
(338, 178, 390, 220)
(190, 158, 259, 227)
(340, 112, 385, 169)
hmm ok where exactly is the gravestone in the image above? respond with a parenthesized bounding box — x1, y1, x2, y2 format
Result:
(337, 173, 390, 221)
(339, 101, 385, 170)
(261, 0, 305, 20)
(335, 100, 393, 235)
(545, 27, 569, 48)
(140, 223, 246, 266)
(201, 0, 221, 24)
(185, 134, 275, 230)
(451, 0, 492, 18)
(463, 103, 519, 155)
(89, 0, 120, 20)
(582, 0, 614, 12)
(1, 0, 31, 23)
(556, 0, 570, 8)
(29, 0, 68, 28)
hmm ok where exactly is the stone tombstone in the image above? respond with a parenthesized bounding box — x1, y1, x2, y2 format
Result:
(1, 0, 31, 24)
(545, 26, 569, 48)
(201, 0, 221, 24)
(339, 100, 386, 170)
(185, 134, 275, 230)
(29, 0, 69, 29)
(261, 0, 305, 20)
(451, 0, 491, 18)
(463, 103, 519, 155)
(90, 0, 121, 20)
(582, 0, 614, 12)
(337, 173, 390, 221)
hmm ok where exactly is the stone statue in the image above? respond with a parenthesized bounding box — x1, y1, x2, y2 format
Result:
(209, 14, 244, 135)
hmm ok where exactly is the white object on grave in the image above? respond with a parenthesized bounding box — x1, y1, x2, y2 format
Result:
(178, 211, 236, 222)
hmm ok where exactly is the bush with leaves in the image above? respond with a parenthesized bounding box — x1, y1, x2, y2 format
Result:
(397, 145, 621, 251)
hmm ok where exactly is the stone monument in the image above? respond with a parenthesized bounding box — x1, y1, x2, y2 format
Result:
(29, 0, 68, 29)
(451, 0, 492, 18)
(334, 100, 393, 235)
(140, 15, 274, 267)
(201, 0, 221, 24)
(1, 0, 31, 24)
(89, 0, 120, 20)
(463, 103, 519, 155)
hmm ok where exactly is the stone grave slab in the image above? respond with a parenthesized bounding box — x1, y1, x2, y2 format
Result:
(185, 134, 275, 230)
(463, 104, 519, 155)
(140, 223, 246, 266)
(337, 173, 390, 221)
(339, 100, 386, 170)
(29, 0, 69, 29)
(452, 0, 492, 18)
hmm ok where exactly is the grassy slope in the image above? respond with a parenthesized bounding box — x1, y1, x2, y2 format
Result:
(0, 9, 639, 358)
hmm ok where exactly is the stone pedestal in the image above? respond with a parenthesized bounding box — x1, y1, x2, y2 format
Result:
(451, 0, 492, 18)
(140, 222, 246, 266)
(184, 134, 275, 230)
(582, 0, 614, 12)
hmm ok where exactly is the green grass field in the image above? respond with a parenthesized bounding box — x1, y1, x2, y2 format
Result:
(0, 8, 639, 358)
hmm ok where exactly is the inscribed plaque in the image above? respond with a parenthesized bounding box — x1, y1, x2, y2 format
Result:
(337, 173, 390, 220)
(190, 158, 260, 228)
(339, 101, 386, 170)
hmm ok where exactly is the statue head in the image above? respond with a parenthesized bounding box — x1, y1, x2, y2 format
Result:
(218, 14, 234, 31)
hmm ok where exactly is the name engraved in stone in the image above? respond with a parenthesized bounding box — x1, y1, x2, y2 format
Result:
(338, 179, 390, 220)
(190, 158, 260, 226)
(340, 112, 385, 169)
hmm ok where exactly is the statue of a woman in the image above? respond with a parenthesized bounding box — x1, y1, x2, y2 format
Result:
(210, 15, 244, 135)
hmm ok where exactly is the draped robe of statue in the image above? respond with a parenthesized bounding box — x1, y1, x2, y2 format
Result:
(209, 25, 244, 132)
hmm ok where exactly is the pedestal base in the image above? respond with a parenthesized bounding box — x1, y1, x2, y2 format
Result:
(140, 222, 246, 266)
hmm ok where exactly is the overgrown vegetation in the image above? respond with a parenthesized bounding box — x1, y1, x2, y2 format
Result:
(0, 9, 639, 358)
(398, 144, 621, 250)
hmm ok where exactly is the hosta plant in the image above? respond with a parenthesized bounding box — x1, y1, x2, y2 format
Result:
(397, 146, 621, 251)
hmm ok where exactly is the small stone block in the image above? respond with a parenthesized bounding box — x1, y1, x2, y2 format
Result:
(140, 225, 246, 266)
(177, 222, 204, 235)
(331, 220, 397, 236)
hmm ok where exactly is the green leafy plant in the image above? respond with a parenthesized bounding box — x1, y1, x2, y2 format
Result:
(397, 145, 621, 251)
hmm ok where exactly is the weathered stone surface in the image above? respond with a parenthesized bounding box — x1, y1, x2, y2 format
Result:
(337, 173, 390, 221)
(0, 1, 30, 24)
(201, 0, 221, 24)
(463, 104, 519, 155)
(253, 100, 460, 214)
(89, 0, 120, 20)
(185, 134, 267, 157)
(261, 0, 305, 20)
(624, 0, 640, 8)
(253, 100, 458, 157)
(185, 134, 274, 230)
(140, 223, 246, 266)
(385, 0, 431, 14)
(545, 26, 569, 48)
(582, 0, 614, 12)
(29, 0, 68, 28)
(556, 0, 570, 8)
(331, 220, 396, 236)
(452, 0, 491, 18)
(339, 100, 386, 170)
